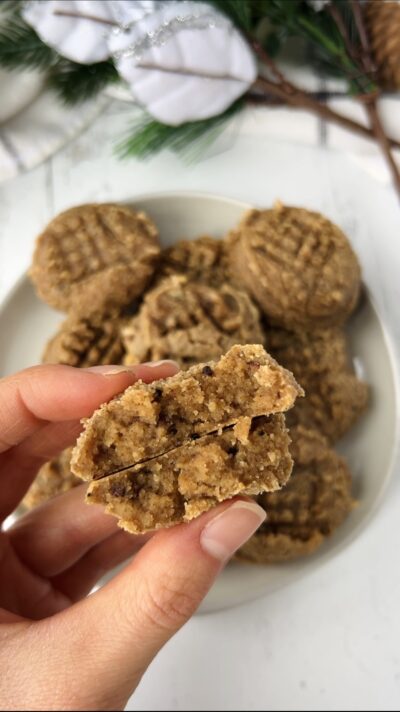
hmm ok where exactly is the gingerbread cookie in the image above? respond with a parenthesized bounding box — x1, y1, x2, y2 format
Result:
(237, 425, 354, 563)
(228, 204, 361, 330)
(265, 327, 368, 442)
(30, 203, 160, 314)
(122, 274, 264, 368)
(87, 414, 292, 533)
(43, 311, 125, 367)
(23, 448, 80, 509)
(71, 344, 303, 481)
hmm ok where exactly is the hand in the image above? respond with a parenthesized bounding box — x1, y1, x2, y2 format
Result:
(0, 363, 265, 711)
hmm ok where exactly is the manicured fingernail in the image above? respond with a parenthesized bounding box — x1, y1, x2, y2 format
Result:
(200, 501, 266, 562)
(143, 359, 179, 369)
(86, 365, 137, 376)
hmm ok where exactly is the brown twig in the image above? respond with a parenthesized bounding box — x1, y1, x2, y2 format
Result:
(53, 3, 400, 180)
(53, 10, 119, 27)
(253, 76, 400, 151)
(327, 2, 357, 63)
(247, 90, 355, 104)
(350, 0, 375, 74)
(250, 5, 400, 199)
(365, 99, 400, 197)
(249, 37, 294, 93)
(134, 62, 244, 81)
(350, 0, 400, 201)
(249, 34, 397, 150)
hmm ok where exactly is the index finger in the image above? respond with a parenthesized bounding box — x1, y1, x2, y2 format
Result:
(0, 362, 178, 520)
(0, 362, 177, 453)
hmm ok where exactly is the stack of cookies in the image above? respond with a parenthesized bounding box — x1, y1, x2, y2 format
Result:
(25, 201, 368, 564)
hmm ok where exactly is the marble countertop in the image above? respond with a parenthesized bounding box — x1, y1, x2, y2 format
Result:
(1, 102, 400, 711)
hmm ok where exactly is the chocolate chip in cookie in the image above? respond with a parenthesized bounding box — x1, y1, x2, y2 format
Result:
(71, 344, 303, 481)
(86, 415, 293, 534)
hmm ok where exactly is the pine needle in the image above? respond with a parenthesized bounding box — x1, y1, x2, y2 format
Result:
(209, 0, 254, 31)
(116, 101, 243, 160)
(48, 60, 119, 104)
(0, 11, 56, 70)
(0, 4, 117, 103)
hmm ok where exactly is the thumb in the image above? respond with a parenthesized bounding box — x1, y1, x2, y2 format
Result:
(38, 499, 265, 710)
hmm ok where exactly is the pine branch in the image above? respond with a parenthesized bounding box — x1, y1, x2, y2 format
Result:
(0, 1, 24, 20)
(117, 102, 243, 159)
(252, 75, 400, 151)
(208, 0, 255, 31)
(261, 0, 370, 90)
(349, 0, 400, 202)
(0, 12, 56, 70)
(48, 60, 119, 104)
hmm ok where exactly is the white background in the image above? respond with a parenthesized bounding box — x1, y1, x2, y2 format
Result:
(1, 102, 400, 711)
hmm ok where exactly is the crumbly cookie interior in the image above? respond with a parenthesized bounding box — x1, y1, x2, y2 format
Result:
(87, 415, 292, 533)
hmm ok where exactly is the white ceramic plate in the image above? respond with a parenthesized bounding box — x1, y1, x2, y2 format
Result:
(1, 192, 399, 614)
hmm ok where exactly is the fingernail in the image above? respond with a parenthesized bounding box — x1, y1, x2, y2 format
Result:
(85, 365, 137, 376)
(143, 359, 179, 369)
(200, 501, 266, 562)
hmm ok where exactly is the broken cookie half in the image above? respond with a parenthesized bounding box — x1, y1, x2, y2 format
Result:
(87, 415, 292, 534)
(71, 344, 303, 533)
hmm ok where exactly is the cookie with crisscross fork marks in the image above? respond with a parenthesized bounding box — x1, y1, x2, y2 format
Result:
(30, 203, 160, 314)
(237, 425, 355, 563)
(42, 310, 125, 367)
(228, 204, 361, 330)
(159, 235, 228, 286)
(23, 447, 79, 510)
(122, 274, 265, 368)
(265, 326, 369, 442)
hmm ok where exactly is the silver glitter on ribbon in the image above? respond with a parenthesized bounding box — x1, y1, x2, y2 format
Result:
(111, 11, 230, 62)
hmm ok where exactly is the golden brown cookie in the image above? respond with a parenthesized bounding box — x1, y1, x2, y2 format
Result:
(237, 425, 355, 563)
(159, 235, 227, 285)
(42, 311, 125, 367)
(266, 326, 350, 375)
(30, 203, 160, 314)
(86, 414, 292, 533)
(228, 204, 361, 330)
(122, 274, 265, 368)
(23, 448, 80, 509)
(265, 327, 368, 442)
(288, 372, 369, 443)
(71, 344, 303, 481)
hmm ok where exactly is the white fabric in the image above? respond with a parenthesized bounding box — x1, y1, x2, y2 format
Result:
(0, 81, 109, 182)
(22, 0, 155, 64)
(110, 1, 256, 125)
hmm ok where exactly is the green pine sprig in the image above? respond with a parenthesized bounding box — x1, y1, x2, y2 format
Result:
(48, 60, 119, 105)
(0, 9, 56, 70)
(259, 0, 375, 93)
(0, 0, 387, 164)
(209, 0, 255, 31)
(0, 3, 118, 103)
(116, 101, 243, 160)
